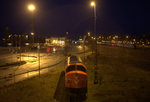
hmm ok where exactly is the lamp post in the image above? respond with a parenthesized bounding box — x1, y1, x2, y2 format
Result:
(27, 4, 40, 76)
(91, 1, 98, 84)
(91, 1, 96, 36)
(27, 4, 35, 46)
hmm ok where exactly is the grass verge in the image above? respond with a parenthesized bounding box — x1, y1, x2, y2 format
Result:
(85, 45, 150, 102)
(0, 46, 150, 102)
(0, 68, 64, 102)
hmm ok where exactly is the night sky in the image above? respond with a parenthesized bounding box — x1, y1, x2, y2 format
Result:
(0, 0, 150, 38)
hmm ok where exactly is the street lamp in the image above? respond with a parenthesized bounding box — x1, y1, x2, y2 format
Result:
(91, 1, 95, 6)
(91, 1, 96, 36)
(28, 4, 36, 12)
(28, 4, 40, 76)
(27, 4, 36, 46)
(90, 1, 98, 84)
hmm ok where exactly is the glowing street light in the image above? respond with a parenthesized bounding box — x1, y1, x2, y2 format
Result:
(28, 4, 36, 12)
(91, 1, 95, 6)
(90, 1, 98, 84)
(90, 1, 96, 37)
(27, 4, 36, 45)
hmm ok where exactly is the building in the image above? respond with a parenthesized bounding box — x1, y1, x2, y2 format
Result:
(0, 33, 46, 47)
(1, 33, 30, 47)
(45, 37, 65, 46)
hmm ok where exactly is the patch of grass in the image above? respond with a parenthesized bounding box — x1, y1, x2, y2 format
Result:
(0, 46, 150, 102)
(85, 45, 150, 102)
(0, 68, 64, 102)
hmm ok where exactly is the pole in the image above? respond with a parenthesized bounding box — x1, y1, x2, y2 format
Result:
(84, 36, 86, 64)
(19, 35, 21, 64)
(31, 12, 34, 34)
(94, 4, 98, 84)
(31, 12, 34, 47)
(31, 12, 34, 46)
(38, 43, 40, 76)
(84, 42, 85, 64)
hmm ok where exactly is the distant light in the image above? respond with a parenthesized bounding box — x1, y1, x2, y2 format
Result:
(52, 40, 58, 44)
(26, 35, 28, 39)
(31, 32, 34, 35)
(77, 45, 82, 49)
(53, 48, 56, 52)
(91, 1, 95, 6)
(37, 44, 40, 49)
(8, 43, 12, 46)
(25, 43, 29, 46)
(66, 32, 69, 35)
(112, 40, 115, 43)
(79, 38, 83, 41)
(115, 35, 118, 39)
(58, 41, 65, 45)
(8, 35, 12, 38)
(88, 32, 91, 36)
(126, 35, 129, 39)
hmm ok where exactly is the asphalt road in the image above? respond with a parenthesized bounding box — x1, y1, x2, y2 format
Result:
(0, 45, 91, 87)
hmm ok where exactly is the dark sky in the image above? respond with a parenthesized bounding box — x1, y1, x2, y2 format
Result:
(0, 0, 150, 38)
